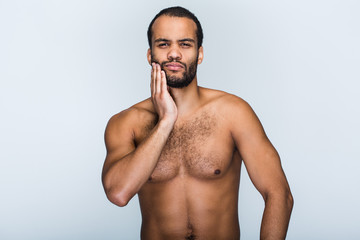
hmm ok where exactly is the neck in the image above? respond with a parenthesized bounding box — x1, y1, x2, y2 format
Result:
(169, 77, 201, 117)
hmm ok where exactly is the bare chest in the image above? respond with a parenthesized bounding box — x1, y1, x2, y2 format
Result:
(138, 112, 235, 183)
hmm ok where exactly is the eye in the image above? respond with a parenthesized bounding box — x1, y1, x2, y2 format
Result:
(158, 43, 169, 47)
(180, 43, 191, 47)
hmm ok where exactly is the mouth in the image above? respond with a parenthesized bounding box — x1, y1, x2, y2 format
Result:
(164, 62, 185, 71)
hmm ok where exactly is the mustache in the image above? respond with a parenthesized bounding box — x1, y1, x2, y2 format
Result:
(151, 59, 187, 70)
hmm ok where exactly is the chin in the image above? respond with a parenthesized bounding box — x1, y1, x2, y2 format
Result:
(166, 70, 184, 76)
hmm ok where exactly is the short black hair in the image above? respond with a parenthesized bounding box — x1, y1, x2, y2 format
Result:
(147, 6, 203, 49)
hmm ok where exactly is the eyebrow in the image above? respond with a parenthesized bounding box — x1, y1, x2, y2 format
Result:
(154, 38, 170, 43)
(154, 38, 195, 43)
(178, 38, 195, 43)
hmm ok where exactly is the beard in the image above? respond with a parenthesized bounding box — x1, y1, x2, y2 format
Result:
(151, 53, 198, 88)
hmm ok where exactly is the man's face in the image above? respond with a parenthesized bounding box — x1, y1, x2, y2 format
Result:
(148, 16, 203, 88)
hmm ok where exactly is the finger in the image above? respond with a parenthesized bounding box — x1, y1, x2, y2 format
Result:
(153, 63, 159, 95)
(161, 70, 168, 95)
(156, 64, 161, 94)
(153, 63, 157, 95)
(151, 63, 155, 96)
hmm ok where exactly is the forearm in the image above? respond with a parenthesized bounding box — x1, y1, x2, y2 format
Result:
(260, 192, 294, 240)
(102, 119, 174, 206)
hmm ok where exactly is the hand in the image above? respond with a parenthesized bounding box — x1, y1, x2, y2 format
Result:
(151, 63, 178, 124)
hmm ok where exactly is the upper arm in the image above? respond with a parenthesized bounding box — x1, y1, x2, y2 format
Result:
(228, 97, 290, 198)
(102, 109, 136, 177)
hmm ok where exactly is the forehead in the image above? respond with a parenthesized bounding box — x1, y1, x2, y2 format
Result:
(151, 15, 197, 41)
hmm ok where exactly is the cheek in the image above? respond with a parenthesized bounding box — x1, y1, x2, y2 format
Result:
(152, 49, 167, 57)
(186, 50, 199, 61)
(150, 52, 157, 61)
(187, 53, 199, 66)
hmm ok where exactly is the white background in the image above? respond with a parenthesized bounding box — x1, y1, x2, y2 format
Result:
(1, 0, 359, 239)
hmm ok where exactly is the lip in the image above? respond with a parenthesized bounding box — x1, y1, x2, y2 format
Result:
(164, 63, 184, 71)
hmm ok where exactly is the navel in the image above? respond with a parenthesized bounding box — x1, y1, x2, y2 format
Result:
(186, 221, 196, 240)
(214, 169, 221, 175)
(185, 234, 196, 240)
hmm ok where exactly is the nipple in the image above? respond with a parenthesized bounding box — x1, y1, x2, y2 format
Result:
(214, 169, 221, 175)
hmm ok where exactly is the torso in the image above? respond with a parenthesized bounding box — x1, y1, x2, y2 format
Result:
(131, 88, 242, 240)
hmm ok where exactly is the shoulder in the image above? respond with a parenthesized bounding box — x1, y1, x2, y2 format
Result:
(106, 98, 156, 134)
(200, 88, 260, 132)
(199, 87, 252, 114)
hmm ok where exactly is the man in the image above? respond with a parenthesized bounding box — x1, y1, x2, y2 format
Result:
(102, 6, 293, 240)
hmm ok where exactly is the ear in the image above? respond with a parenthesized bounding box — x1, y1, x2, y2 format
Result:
(147, 48, 152, 65)
(197, 46, 204, 65)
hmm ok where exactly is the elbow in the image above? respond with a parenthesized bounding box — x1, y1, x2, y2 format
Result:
(279, 189, 294, 212)
(279, 189, 294, 213)
(264, 188, 294, 211)
(105, 188, 132, 207)
(102, 173, 133, 207)
(101, 169, 139, 207)
(287, 191, 294, 211)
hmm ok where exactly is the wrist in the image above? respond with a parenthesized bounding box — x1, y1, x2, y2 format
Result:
(158, 116, 176, 131)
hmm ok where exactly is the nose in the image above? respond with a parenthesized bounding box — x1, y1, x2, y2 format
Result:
(167, 45, 182, 61)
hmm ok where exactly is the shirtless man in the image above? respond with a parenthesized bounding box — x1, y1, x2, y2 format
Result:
(102, 6, 293, 240)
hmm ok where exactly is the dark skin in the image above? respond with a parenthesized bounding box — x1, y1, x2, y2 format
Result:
(102, 15, 293, 240)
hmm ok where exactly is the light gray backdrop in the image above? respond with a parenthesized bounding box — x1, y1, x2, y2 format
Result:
(1, 0, 359, 239)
